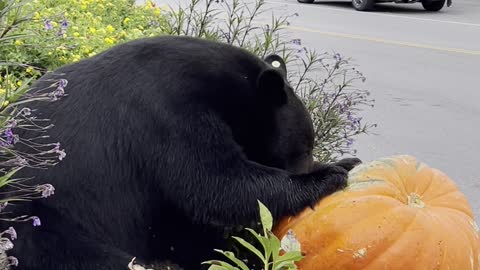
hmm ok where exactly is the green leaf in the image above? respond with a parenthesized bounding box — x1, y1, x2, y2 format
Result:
(206, 265, 235, 270)
(232, 236, 265, 261)
(245, 228, 269, 255)
(268, 231, 281, 262)
(202, 260, 239, 270)
(274, 260, 298, 270)
(0, 167, 21, 189)
(272, 251, 304, 269)
(257, 200, 273, 232)
(215, 249, 249, 270)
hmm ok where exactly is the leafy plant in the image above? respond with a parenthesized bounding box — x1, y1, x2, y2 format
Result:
(0, 0, 67, 267)
(203, 201, 304, 270)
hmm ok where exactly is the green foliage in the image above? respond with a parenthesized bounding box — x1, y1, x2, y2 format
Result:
(203, 201, 304, 270)
(0, 0, 168, 75)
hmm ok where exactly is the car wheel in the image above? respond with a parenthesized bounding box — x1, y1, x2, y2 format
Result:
(421, 0, 446, 11)
(297, 0, 314, 3)
(352, 0, 375, 11)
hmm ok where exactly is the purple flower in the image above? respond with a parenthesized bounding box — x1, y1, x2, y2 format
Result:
(2, 227, 17, 240)
(32, 216, 41, 227)
(0, 238, 14, 252)
(37, 184, 55, 198)
(6, 119, 17, 128)
(58, 79, 68, 89)
(20, 107, 32, 116)
(53, 143, 66, 160)
(50, 79, 68, 101)
(44, 20, 53, 30)
(346, 138, 354, 147)
(334, 53, 342, 61)
(7, 256, 18, 267)
(291, 39, 307, 60)
(61, 18, 68, 29)
(4, 128, 18, 145)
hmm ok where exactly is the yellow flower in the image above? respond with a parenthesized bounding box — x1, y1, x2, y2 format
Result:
(33, 12, 41, 20)
(17, 81, 23, 87)
(123, 17, 131, 24)
(0, 88, 5, 95)
(48, 52, 53, 56)
(51, 21, 58, 27)
(154, 8, 161, 15)
(14, 40, 24, 46)
(106, 25, 115, 33)
(2, 100, 9, 108)
(88, 52, 96, 57)
(81, 4, 87, 10)
(89, 27, 97, 34)
(138, 25, 144, 30)
(73, 32, 80, 37)
(83, 47, 91, 54)
(26, 67, 34, 74)
(104, 37, 115, 45)
(72, 54, 81, 62)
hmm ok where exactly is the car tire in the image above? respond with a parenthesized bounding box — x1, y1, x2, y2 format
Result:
(352, 0, 375, 11)
(421, 0, 446, 11)
(297, 0, 315, 3)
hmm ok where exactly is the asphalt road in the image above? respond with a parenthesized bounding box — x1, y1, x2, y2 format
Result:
(263, 0, 480, 220)
(149, 0, 480, 219)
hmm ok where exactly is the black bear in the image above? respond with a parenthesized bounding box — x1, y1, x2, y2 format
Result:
(3, 36, 360, 270)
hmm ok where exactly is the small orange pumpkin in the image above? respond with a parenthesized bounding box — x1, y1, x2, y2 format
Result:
(274, 155, 480, 270)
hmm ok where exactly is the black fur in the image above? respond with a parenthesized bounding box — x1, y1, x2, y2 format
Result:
(3, 36, 360, 270)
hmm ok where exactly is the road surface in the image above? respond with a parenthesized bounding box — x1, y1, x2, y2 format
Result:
(149, 0, 480, 219)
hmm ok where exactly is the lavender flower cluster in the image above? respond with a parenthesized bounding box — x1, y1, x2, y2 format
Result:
(0, 76, 68, 266)
(286, 38, 375, 162)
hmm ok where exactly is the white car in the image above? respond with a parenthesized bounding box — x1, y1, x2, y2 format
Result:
(298, 0, 452, 12)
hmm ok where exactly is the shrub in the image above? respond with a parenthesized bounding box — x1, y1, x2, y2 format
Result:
(0, 0, 169, 74)
(0, 0, 69, 267)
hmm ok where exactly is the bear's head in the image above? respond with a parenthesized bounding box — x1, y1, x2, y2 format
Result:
(241, 54, 316, 175)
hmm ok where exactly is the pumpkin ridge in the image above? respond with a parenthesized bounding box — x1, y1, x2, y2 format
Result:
(423, 208, 472, 268)
(428, 199, 474, 218)
(414, 164, 435, 198)
(422, 188, 463, 203)
(315, 203, 410, 256)
(360, 207, 421, 269)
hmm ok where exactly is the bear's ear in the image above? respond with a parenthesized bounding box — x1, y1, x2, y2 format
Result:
(264, 54, 287, 77)
(257, 68, 287, 106)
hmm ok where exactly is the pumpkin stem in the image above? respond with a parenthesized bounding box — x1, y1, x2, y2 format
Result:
(407, 193, 425, 208)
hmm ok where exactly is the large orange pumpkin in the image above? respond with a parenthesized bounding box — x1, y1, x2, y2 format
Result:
(274, 155, 480, 270)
